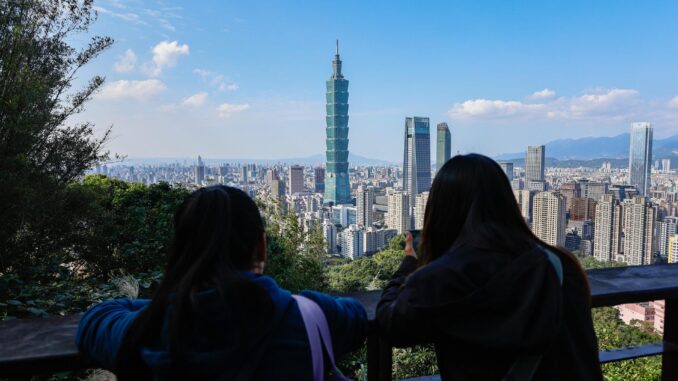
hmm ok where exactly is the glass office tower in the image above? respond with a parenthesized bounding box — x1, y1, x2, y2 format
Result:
(324, 41, 352, 205)
(628, 122, 653, 197)
(403, 117, 432, 219)
(526, 145, 545, 182)
(436, 122, 451, 172)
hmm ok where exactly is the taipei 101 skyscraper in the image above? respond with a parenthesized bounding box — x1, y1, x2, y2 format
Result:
(323, 41, 351, 205)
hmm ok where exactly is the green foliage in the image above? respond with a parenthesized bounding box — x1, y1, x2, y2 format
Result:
(392, 346, 438, 380)
(0, 0, 113, 275)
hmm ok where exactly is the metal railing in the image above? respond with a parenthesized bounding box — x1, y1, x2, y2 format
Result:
(1, 264, 678, 380)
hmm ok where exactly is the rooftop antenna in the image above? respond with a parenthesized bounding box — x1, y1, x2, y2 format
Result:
(336, 39, 339, 56)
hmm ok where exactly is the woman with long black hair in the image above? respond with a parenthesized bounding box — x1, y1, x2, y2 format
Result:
(377, 154, 603, 380)
(77, 185, 367, 380)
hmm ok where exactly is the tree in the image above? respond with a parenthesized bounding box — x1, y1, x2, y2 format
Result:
(0, 0, 112, 274)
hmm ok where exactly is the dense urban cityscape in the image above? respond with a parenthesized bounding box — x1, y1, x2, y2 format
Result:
(88, 44, 676, 336)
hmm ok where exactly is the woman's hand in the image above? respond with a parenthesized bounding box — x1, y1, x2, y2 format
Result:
(404, 231, 417, 258)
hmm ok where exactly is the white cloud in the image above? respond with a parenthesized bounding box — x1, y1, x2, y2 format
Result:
(449, 88, 642, 122)
(221, 83, 239, 92)
(182, 92, 208, 107)
(113, 49, 137, 73)
(449, 99, 545, 119)
(145, 41, 189, 76)
(217, 103, 250, 117)
(668, 96, 678, 109)
(98, 79, 166, 101)
(528, 88, 556, 100)
(94, 6, 146, 25)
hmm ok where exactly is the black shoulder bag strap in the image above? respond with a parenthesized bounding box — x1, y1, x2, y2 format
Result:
(502, 248, 564, 381)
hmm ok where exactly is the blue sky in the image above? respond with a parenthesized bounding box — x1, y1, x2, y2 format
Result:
(77, 0, 678, 162)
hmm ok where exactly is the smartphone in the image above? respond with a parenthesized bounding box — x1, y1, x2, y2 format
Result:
(408, 230, 421, 251)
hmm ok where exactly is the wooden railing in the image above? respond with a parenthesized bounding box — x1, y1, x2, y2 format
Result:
(1, 264, 678, 380)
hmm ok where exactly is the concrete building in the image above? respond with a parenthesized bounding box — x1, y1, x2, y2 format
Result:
(403, 117, 432, 222)
(525, 145, 545, 182)
(288, 165, 304, 194)
(594, 194, 623, 262)
(356, 186, 374, 227)
(622, 196, 657, 265)
(436, 122, 451, 172)
(628, 122, 653, 196)
(531, 191, 566, 246)
(386, 190, 410, 234)
(414, 192, 429, 230)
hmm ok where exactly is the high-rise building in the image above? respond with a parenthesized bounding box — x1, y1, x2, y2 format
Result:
(322, 220, 337, 254)
(436, 122, 451, 172)
(195, 155, 205, 185)
(323, 41, 351, 205)
(270, 179, 285, 198)
(570, 197, 596, 222)
(580, 181, 608, 202)
(363, 227, 379, 255)
(499, 162, 514, 182)
(669, 235, 678, 264)
(531, 191, 566, 247)
(658, 216, 678, 259)
(628, 122, 653, 196)
(314, 167, 325, 193)
(662, 159, 671, 173)
(525, 145, 545, 182)
(341, 225, 364, 259)
(403, 117, 432, 220)
(288, 165, 304, 194)
(414, 192, 429, 230)
(386, 190, 410, 234)
(356, 186, 374, 227)
(514, 189, 535, 223)
(594, 194, 623, 262)
(623, 196, 657, 265)
(239, 166, 248, 184)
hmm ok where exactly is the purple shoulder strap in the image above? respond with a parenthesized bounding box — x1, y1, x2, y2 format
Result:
(292, 295, 339, 381)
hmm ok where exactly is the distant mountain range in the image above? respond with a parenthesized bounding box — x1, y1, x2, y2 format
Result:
(496, 133, 678, 161)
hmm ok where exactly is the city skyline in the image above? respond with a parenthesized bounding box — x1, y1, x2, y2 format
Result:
(74, 1, 678, 162)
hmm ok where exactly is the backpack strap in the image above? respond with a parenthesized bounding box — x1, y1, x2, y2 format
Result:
(502, 247, 564, 381)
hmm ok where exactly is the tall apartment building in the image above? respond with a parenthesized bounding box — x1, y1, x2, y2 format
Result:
(322, 220, 336, 254)
(195, 155, 205, 185)
(570, 197, 596, 221)
(436, 122, 451, 172)
(525, 145, 545, 182)
(531, 191, 566, 247)
(623, 196, 657, 265)
(628, 122, 653, 196)
(341, 225, 364, 260)
(669, 235, 678, 264)
(403, 117, 432, 221)
(386, 190, 410, 234)
(593, 194, 623, 262)
(514, 189, 535, 223)
(288, 165, 304, 194)
(356, 186, 374, 227)
(414, 192, 429, 230)
(657, 216, 678, 259)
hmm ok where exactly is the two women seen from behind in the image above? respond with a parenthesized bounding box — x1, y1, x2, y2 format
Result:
(77, 186, 367, 380)
(377, 154, 603, 380)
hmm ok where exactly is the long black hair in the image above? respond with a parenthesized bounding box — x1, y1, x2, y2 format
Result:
(115, 185, 274, 379)
(420, 154, 589, 293)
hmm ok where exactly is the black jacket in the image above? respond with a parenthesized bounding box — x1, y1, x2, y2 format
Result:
(376, 244, 603, 381)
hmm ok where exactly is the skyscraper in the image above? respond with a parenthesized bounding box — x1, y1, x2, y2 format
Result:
(623, 196, 657, 265)
(403, 117, 432, 219)
(386, 190, 410, 234)
(323, 41, 351, 205)
(194, 155, 205, 185)
(628, 122, 653, 196)
(436, 123, 451, 172)
(657, 216, 678, 259)
(531, 191, 566, 247)
(525, 145, 545, 182)
(414, 191, 429, 230)
(594, 194, 623, 262)
(356, 186, 374, 227)
(499, 162, 514, 182)
(314, 167, 325, 193)
(288, 165, 304, 194)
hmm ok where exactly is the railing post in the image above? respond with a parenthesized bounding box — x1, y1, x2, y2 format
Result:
(662, 297, 678, 381)
(367, 329, 392, 381)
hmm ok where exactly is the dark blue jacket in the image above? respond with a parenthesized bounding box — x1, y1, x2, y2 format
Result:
(77, 273, 368, 380)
